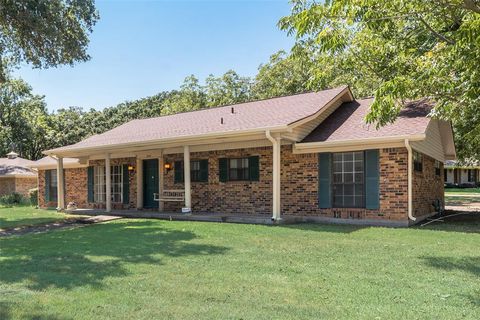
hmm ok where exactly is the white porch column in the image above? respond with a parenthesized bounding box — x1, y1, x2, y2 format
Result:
(136, 157, 143, 209)
(272, 137, 281, 220)
(266, 131, 281, 221)
(56, 157, 65, 210)
(105, 154, 111, 212)
(183, 145, 191, 210)
(158, 151, 164, 212)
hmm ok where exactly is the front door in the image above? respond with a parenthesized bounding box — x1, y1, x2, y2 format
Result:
(143, 159, 159, 208)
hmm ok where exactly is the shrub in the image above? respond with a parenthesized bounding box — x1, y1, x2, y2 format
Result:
(0, 192, 24, 206)
(29, 188, 38, 206)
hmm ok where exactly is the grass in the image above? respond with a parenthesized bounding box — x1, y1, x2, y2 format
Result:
(0, 206, 72, 230)
(445, 188, 480, 194)
(0, 217, 479, 319)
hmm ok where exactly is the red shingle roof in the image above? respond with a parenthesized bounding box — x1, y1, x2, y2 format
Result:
(302, 98, 432, 143)
(48, 86, 349, 153)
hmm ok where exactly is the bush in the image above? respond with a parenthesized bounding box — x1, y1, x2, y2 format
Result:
(29, 188, 38, 206)
(0, 192, 25, 206)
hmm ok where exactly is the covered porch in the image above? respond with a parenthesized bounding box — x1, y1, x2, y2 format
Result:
(53, 132, 285, 221)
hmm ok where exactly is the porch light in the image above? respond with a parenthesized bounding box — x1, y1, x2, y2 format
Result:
(128, 165, 135, 171)
(164, 163, 172, 171)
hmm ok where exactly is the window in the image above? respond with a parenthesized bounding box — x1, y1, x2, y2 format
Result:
(174, 160, 208, 183)
(228, 158, 249, 181)
(332, 151, 364, 208)
(468, 169, 475, 182)
(47, 169, 58, 202)
(93, 165, 123, 203)
(413, 151, 423, 172)
(111, 165, 123, 203)
(435, 160, 441, 176)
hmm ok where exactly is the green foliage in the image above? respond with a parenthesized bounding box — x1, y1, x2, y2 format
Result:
(0, 192, 24, 206)
(280, 0, 480, 159)
(28, 188, 38, 206)
(0, 0, 98, 81)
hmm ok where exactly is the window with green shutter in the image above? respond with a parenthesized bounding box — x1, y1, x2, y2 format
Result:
(174, 160, 209, 183)
(318, 153, 332, 208)
(218, 156, 260, 182)
(365, 150, 380, 210)
(45, 169, 58, 202)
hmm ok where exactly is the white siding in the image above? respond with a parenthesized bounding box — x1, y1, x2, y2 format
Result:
(411, 120, 445, 162)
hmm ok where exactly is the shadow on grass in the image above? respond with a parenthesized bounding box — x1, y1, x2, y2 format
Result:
(415, 213, 480, 233)
(279, 222, 369, 234)
(0, 220, 228, 291)
(0, 301, 72, 320)
(422, 256, 480, 276)
(0, 217, 67, 230)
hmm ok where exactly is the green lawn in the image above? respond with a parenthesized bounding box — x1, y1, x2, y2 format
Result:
(0, 206, 73, 230)
(0, 218, 479, 319)
(445, 187, 480, 194)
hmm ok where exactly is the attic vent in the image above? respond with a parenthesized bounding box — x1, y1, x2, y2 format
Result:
(7, 151, 18, 159)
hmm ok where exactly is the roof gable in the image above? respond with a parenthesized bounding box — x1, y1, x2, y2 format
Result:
(47, 86, 351, 155)
(302, 98, 432, 143)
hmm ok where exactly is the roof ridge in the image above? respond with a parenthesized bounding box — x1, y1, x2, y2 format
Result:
(131, 85, 349, 122)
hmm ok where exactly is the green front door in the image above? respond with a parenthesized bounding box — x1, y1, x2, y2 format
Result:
(143, 159, 159, 208)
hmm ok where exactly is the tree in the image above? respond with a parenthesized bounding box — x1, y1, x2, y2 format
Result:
(0, 0, 98, 82)
(163, 75, 206, 114)
(0, 78, 52, 159)
(280, 0, 480, 159)
(205, 70, 251, 107)
(252, 50, 311, 99)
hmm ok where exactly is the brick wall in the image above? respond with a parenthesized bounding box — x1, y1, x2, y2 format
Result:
(163, 146, 410, 222)
(36, 145, 440, 224)
(0, 178, 15, 196)
(412, 152, 444, 217)
(0, 177, 36, 198)
(13, 177, 37, 198)
(163, 147, 273, 214)
(281, 147, 409, 222)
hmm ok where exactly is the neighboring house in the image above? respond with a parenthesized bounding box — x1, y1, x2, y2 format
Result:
(444, 160, 479, 186)
(33, 86, 456, 226)
(0, 151, 37, 198)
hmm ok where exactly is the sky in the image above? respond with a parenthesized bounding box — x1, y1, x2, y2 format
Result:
(14, 0, 294, 112)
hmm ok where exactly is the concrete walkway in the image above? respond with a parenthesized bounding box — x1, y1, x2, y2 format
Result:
(0, 215, 122, 237)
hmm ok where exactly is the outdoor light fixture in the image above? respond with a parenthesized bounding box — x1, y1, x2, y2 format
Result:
(128, 165, 135, 171)
(164, 163, 172, 171)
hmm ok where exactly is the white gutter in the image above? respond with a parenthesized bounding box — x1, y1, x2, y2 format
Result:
(404, 139, 416, 222)
(295, 134, 426, 150)
(266, 130, 281, 222)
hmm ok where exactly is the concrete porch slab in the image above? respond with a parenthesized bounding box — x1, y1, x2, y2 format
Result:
(65, 209, 301, 225)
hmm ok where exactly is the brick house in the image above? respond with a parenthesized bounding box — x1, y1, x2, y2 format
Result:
(444, 160, 479, 186)
(33, 86, 456, 226)
(0, 151, 37, 198)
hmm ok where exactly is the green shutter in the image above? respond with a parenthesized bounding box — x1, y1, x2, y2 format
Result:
(219, 158, 228, 182)
(87, 166, 94, 203)
(318, 153, 332, 208)
(199, 159, 209, 182)
(122, 164, 130, 205)
(174, 161, 183, 183)
(45, 170, 51, 202)
(249, 156, 260, 181)
(365, 149, 380, 210)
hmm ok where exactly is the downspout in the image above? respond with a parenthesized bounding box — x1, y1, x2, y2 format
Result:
(404, 139, 416, 222)
(266, 130, 280, 221)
